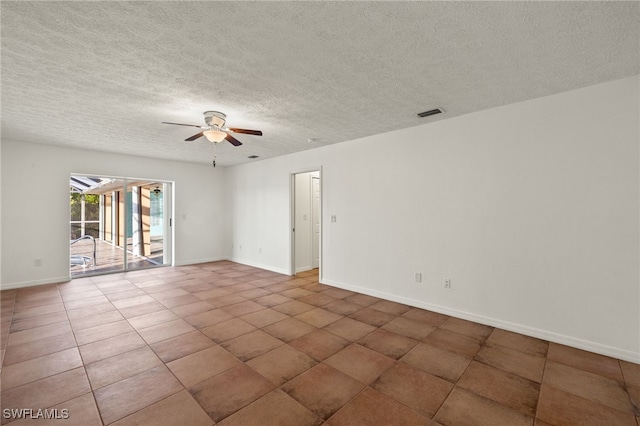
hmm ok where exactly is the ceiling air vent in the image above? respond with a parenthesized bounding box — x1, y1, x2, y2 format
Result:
(417, 108, 443, 118)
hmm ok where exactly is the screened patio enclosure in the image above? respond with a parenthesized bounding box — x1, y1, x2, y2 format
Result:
(70, 175, 171, 277)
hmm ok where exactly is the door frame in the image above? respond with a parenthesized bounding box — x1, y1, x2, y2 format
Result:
(289, 167, 323, 279)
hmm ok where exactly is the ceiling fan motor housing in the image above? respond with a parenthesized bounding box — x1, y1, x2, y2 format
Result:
(204, 111, 226, 128)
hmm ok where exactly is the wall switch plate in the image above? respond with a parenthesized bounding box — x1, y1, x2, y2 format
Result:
(415, 272, 422, 283)
(444, 278, 451, 288)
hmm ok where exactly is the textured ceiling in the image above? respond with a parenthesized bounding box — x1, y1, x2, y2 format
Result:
(1, 2, 638, 167)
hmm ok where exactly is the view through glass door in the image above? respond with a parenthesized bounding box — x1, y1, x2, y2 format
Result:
(69, 175, 172, 277)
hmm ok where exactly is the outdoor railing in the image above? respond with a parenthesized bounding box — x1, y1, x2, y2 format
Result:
(70, 235, 97, 268)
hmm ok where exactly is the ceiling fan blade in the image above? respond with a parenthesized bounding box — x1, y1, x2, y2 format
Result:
(227, 128, 263, 136)
(185, 131, 204, 141)
(225, 133, 243, 146)
(162, 122, 204, 128)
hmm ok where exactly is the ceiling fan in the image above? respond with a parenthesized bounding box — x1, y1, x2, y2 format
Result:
(162, 111, 262, 146)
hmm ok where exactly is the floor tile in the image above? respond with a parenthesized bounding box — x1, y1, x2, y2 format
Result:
(620, 361, 640, 388)
(79, 331, 147, 365)
(547, 342, 624, 382)
(423, 328, 483, 359)
(349, 308, 395, 327)
(440, 317, 493, 341)
(217, 389, 322, 426)
(318, 288, 355, 299)
(189, 364, 275, 422)
(253, 293, 292, 307)
(9, 311, 68, 333)
(272, 300, 316, 316)
(382, 316, 435, 340)
(401, 308, 449, 326)
(69, 310, 125, 331)
(281, 363, 365, 419)
(322, 299, 365, 316)
(86, 346, 162, 390)
(94, 365, 183, 424)
(170, 301, 215, 317)
(343, 294, 380, 307)
(127, 309, 179, 330)
(74, 320, 134, 346)
(240, 308, 289, 328)
(372, 362, 453, 417)
(476, 342, 546, 383)
(295, 308, 343, 328)
(262, 317, 316, 342)
(184, 308, 233, 329)
(247, 344, 317, 385)
(280, 288, 316, 299)
(158, 294, 202, 308)
(401, 342, 472, 383)
(433, 387, 533, 426)
(3, 262, 636, 426)
(536, 384, 636, 426)
(486, 328, 548, 357)
(201, 318, 257, 343)
(221, 329, 284, 361)
(7, 322, 72, 347)
(328, 386, 428, 426)
(113, 301, 166, 319)
(323, 317, 376, 341)
(1, 368, 91, 416)
(150, 330, 215, 363)
(11, 303, 65, 321)
(111, 295, 156, 310)
(221, 300, 266, 316)
(3, 332, 77, 366)
(458, 361, 540, 416)
(324, 343, 395, 385)
(111, 390, 213, 426)
(358, 328, 418, 359)
(1, 347, 83, 390)
(235, 288, 271, 300)
(369, 299, 411, 316)
(289, 330, 350, 361)
(168, 345, 241, 387)
(297, 293, 338, 307)
(543, 360, 633, 413)
(136, 319, 196, 344)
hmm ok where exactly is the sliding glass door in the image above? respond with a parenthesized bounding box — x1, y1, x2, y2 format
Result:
(69, 175, 172, 277)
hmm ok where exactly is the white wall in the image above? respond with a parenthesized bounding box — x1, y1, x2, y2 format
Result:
(0, 141, 229, 288)
(227, 75, 640, 362)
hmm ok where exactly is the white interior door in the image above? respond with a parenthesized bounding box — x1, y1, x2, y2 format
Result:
(311, 176, 320, 268)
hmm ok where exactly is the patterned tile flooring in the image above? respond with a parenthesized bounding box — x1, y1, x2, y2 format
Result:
(1, 261, 638, 425)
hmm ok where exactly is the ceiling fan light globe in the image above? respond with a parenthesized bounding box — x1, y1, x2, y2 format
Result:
(203, 129, 227, 143)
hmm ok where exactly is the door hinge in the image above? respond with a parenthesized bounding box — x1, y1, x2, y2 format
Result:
(169, 218, 172, 227)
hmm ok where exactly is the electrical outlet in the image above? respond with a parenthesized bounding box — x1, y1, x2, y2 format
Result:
(415, 272, 422, 283)
(444, 278, 451, 289)
(34, 258, 43, 267)
(259, 248, 262, 254)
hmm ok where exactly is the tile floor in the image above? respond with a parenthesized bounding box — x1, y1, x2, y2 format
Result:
(0, 261, 638, 425)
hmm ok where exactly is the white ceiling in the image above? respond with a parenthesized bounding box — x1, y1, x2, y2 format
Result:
(1, 2, 638, 167)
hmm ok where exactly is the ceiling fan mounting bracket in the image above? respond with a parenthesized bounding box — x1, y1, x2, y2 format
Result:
(204, 111, 226, 128)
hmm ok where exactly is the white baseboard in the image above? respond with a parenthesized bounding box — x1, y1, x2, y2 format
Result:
(321, 277, 640, 364)
(227, 257, 291, 276)
(295, 265, 313, 274)
(1, 276, 71, 290)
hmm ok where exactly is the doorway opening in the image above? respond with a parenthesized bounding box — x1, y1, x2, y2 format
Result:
(69, 175, 173, 277)
(291, 170, 321, 276)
